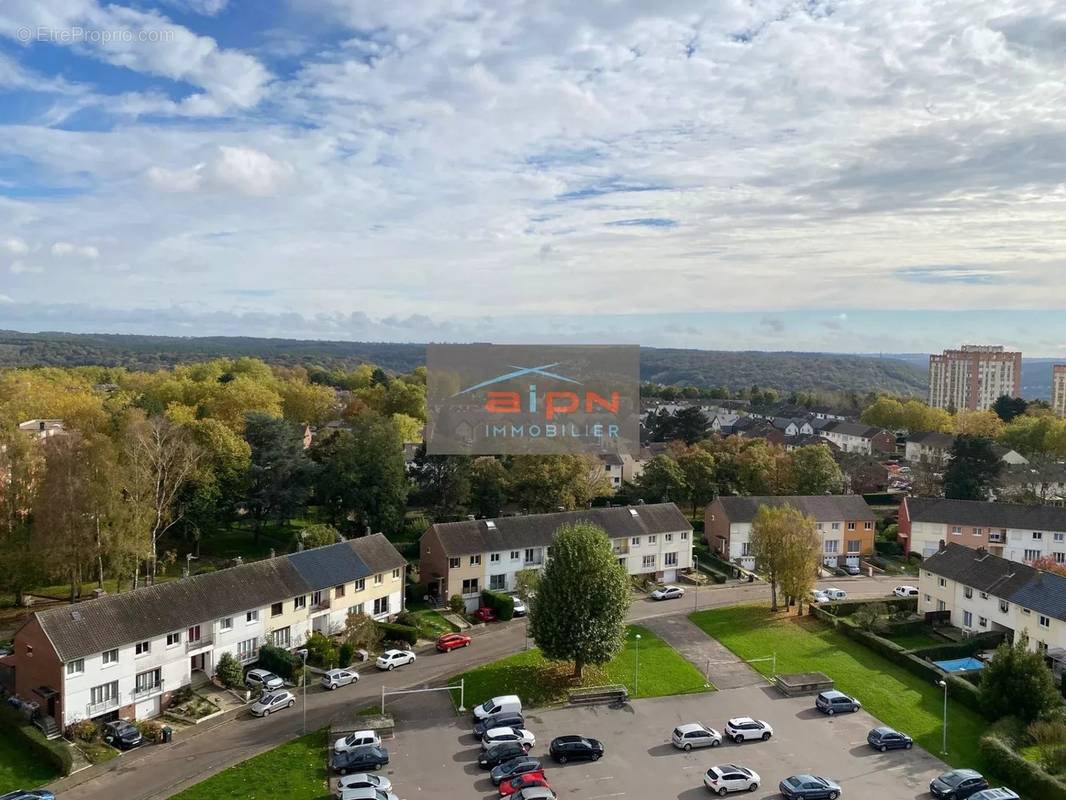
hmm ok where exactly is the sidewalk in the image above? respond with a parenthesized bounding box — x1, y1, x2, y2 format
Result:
(640, 614, 765, 690)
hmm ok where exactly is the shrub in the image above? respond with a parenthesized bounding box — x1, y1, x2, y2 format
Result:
(980, 723, 1066, 800)
(257, 643, 298, 680)
(980, 636, 1063, 723)
(339, 642, 355, 667)
(0, 703, 73, 776)
(394, 610, 420, 628)
(304, 631, 339, 668)
(853, 602, 889, 633)
(344, 611, 384, 653)
(71, 719, 99, 743)
(375, 621, 418, 646)
(135, 719, 163, 741)
(1030, 720, 1066, 771)
(874, 539, 903, 557)
(449, 594, 465, 614)
(481, 589, 515, 621)
(215, 651, 244, 689)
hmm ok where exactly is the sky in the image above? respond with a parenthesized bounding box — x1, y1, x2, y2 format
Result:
(1, 1, 1066, 354)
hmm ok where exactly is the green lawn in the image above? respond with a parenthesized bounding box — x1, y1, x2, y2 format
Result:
(452, 625, 710, 709)
(690, 606, 986, 769)
(169, 730, 329, 800)
(883, 630, 948, 651)
(0, 724, 58, 794)
(409, 609, 459, 639)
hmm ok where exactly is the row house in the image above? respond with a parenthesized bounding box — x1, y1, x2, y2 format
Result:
(420, 504, 693, 611)
(705, 495, 877, 570)
(7, 535, 405, 731)
(818, 421, 895, 455)
(904, 432, 1027, 468)
(899, 496, 1066, 563)
(919, 543, 1066, 663)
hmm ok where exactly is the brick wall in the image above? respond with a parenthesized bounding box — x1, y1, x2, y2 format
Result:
(12, 616, 64, 724)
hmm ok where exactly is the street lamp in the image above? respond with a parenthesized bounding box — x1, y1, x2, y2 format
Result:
(634, 633, 642, 696)
(297, 648, 309, 734)
(936, 679, 948, 755)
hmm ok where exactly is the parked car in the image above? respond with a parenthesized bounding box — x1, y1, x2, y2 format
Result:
(651, 585, 685, 600)
(548, 735, 603, 763)
(811, 590, 829, 604)
(703, 764, 760, 795)
(929, 769, 989, 799)
(338, 788, 398, 800)
(480, 742, 532, 769)
(250, 690, 295, 717)
(335, 730, 383, 754)
(474, 606, 498, 622)
(0, 792, 56, 800)
(474, 694, 523, 720)
(499, 770, 548, 797)
(511, 596, 528, 616)
(490, 756, 542, 786)
(482, 727, 535, 750)
(322, 669, 359, 690)
(437, 632, 472, 652)
(671, 722, 721, 750)
(245, 668, 284, 691)
(331, 745, 390, 775)
(779, 775, 841, 800)
(822, 587, 847, 601)
(512, 788, 556, 800)
(815, 690, 861, 715)
(475, 711, 526, 738)
(866, 726, 913, 752)
(724, 717, 773, 743)
(102, 719, 143, 750)
(375, 649, 416, 670)
(968, 790, 1020, 800)
(337, 773, 393, 793)
(843, 564, 861, 576)
(893, 585, 919, 597)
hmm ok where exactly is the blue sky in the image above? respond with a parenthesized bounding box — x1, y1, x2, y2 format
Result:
(1, 1, 1066, 354)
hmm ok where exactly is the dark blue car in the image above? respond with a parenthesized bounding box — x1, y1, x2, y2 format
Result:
(779, 775, 841, 800)
(867, 726, 913, 752)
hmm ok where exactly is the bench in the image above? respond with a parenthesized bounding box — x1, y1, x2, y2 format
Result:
(567, 685, 629, 706)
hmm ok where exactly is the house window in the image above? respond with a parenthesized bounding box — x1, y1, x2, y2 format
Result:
(489, 574, 506, 591)
(847, 522, 856, 530)
(999, 600, 1009, 613)
(1025, 549, 1041, 562)
(1033, 532, 1044, 540)
(938, 577, 946, 587)
(311, 590, 323, 607)
(631, 537, 640, 546)
(166, 632, 182, 647)
(665, 533, 673, 543)
(973, 528, 982, 536)
(847, 540, 860, 553)
(135, 668, 161, 694)
(335, 584, 346, 598)
(392, 568, 401, 579)
(220, 617, 233, 631)
(924, 594, 931, 602)
(510, 550, 520, 560)
(681, 531, 688, 540)
(374, 574, 384, 586)
(490, 553, 500, 563)
(937, 600, 946, 612)
(1055, 533, 1065, 543)
(642, 554, 656, 570)
(237, 638, 258, 663)
(102, 649, 118, 666)
(294, 595, 307, 610)
(664, 552, 678, 567)
(246, 610, 259, 623)
(1040, 615, 1051, 629)
(374, 596, 390, 616)
(825, 540, 839, 554)
(741, 542, 752, 557)
(864, 522, 873, 530)
(271, 627, 291, 648)
(816, 523, 823, 530)
(1056, 553, 1066, 564)
(355, 578, 365, 592)
(66, 659, 84, 676)
(979, 617, 988, 628)
(963, 587, 973, 599)
(831, 522, 840, 530)
(271, 602, 283, 617)
(90, 681, 118, 706)
(963, 611, 972, 627)
(351, 602, 365, 616)
(449, 557, 461, 569)
(188, 625, 202, 643)
(135, 641, 150, 656)
(951, 526, 962, 535)
(979, 591, 988, 599)
(462, 578, 479, 595)
(469, 555, 481, 566)
(525, 548, 536, 563)
(648, 535, 657, 544)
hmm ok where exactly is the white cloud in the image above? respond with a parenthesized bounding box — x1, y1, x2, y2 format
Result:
(51, 242, 100, 258)
(1, 237, 29, 256)
(146, 146, 293, 196)
(10, 260, 44, 274)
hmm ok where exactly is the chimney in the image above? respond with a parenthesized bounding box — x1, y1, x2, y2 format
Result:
(976, 546, 987, 557)
(938, 539, 946, 552)
(38, 421, 45, 431)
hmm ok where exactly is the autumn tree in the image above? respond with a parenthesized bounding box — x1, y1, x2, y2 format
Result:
(777, 513, 824, 614)
(954, 409, 1005, 438)
(677, 448, 717, 514)
(750, 504, 819, 612)
(509, 455, 609, 513)
(0, 428, 44, 604)
(1030, 555, 1066, 576)
(790, 444, 843, 495)
(636, 455, 688, 504)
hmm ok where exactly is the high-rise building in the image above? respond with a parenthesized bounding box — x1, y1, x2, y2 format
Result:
(928, 345, 1021, 411)
(1053, 364, 1066, 418)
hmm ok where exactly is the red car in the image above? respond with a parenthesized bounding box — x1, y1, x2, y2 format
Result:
(474, 606, 498, 623)
(436, 632, 472, 652)
(499, 771, 549, 796)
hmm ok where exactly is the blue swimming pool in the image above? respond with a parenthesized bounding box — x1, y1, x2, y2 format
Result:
(933, 656, 985, 673)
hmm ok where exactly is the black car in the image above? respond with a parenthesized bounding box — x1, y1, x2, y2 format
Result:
(866, 726, 913, 752)
(929, 770, 989, 800)
(474, 711, 526, 738)
(479, 741, 529, 769)
(0, 792, 56, 800)
(331, 745, 390, 775)
(490, 756, 542, 786)
(102, 720, 143, 750)
(549, 735, 603, 764)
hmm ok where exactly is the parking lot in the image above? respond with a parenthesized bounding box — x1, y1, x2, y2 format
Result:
(371, 683, 950, 800)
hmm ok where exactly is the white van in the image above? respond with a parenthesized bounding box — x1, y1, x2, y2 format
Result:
(473, 694, 522, 720)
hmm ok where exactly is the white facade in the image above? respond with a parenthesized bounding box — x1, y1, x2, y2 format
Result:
(724, 520, 872, 570)
(820, 428, 873, 454)
(909, 519, 1066, 564)
(904, 440, 949, 465)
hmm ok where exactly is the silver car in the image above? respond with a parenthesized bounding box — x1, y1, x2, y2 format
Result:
(322, 669, 360, 690)
(671, 722, 721, 750)
(337, 773, 393, 794)
(249, 690, 294, 717)
(338, 787, 398, 800)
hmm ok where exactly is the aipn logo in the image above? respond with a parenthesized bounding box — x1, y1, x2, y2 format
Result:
(453, 362, 621, 420)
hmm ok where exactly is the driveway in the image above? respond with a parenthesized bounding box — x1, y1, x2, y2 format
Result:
(639, 614, 763, 690)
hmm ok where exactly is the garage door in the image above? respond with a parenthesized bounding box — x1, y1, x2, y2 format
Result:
(135, 695, 160, 720)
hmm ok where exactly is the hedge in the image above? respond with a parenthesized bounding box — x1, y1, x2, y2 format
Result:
(979, 723, 1066, 800)
(823, 597, 917, 617)
(908, 632, 1005, 661)
(257, 643, 298, 680)
(703, 552, 741, 578)
(0, 702, 73, 776)
(376, 621, 419, 646)
(480, 590, 515, 621)
(874, 539, 904, 557)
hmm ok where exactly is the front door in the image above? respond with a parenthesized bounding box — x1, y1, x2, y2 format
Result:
(191, 653, 205, 672)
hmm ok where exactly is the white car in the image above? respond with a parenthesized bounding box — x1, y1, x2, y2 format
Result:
(811, 590, 829, 604)
(375, 649, 416, 671)
(337, 773, 393, 794)
(245, 668, 284, 691)
(335, 730, 383, 754)
(651, 585, 685, 601)
(724, 717, 773, 743)
(704, 764, 761, 795)
(894, 585, 919, 597)
(822, 587, 847, 601)
(671, 722, 721, 750)
(511, 596, 528, 616)
(249, 690, 295, 717)
(339, 787, 399, 800)
(482, 727, 535, 750)
(322, 669, 360, 690)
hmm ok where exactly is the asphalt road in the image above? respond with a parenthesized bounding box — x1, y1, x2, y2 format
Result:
(53, 574, 904, 800)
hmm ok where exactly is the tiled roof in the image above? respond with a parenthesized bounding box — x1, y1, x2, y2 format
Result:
(33, 534, 404, 663)
(822, 421, 886, 439)
(908, 431, 955, 449)
(714, 495, 876, 523)
(905, 497, 1066, 531)
(426, 503, 691, 557)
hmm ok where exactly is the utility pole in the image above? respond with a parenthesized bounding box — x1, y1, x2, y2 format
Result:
(634, 633, 642, 696)
(297, 649, 308, 734)
(936, 679, 948, 755)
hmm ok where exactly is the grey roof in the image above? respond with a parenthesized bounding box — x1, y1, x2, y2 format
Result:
(905, 497, 1066, 531)
(714, 495, 876, 523)
(923, 543, 1066, 621)
(822, 421, 886, 439)
(908, 431, 954, 448)
(426, 503, 691, 557)
(32, 534, 404, 662)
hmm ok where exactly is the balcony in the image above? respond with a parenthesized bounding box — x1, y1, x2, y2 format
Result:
(87, 697, 119, 717)
(988, 533, 1004, 543)
(311, 597, 331, 612)
(132, 679, 164, 701)
(186, 636, 213, 653)
(612, 543, 629, 556)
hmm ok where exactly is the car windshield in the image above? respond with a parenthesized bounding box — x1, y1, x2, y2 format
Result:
(941, 773, 967, 787)
(479, 699, 496, 712)
(785, 777, 802, 787)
